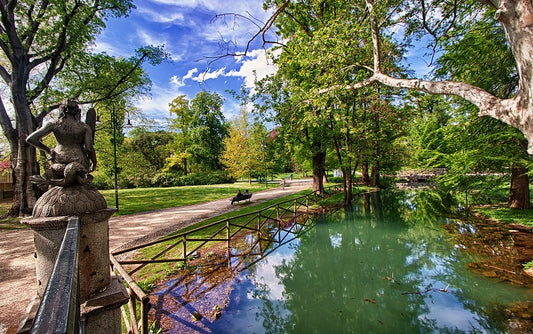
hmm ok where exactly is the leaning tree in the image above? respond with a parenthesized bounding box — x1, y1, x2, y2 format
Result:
(242, 0, 533, 206)
(319, 0, 533, 153)
(0, 1, 166, 215)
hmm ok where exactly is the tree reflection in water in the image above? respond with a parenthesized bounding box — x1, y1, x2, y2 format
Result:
(152, 190, 533, 333)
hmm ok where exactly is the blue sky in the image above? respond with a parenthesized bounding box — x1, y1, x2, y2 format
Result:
(93, 0, 278, 125)
(93, 0, 435, 127)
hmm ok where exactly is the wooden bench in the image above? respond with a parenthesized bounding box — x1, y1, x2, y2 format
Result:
(231, 193, 252, 205)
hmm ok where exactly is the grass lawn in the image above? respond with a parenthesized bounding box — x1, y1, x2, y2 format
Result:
(100, 182, 279, 216)
(130, 188, 336, 288)
(473, 204, 533, 227)
(0, 201, 24, 230)
(0, 182, 282, 229)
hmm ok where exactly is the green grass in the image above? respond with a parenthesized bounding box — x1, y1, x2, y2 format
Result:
(0, 201, 24, 230)
(100, 182, 279, 215)
(473, 204, 533, 227)
(130, 188, 331, 285)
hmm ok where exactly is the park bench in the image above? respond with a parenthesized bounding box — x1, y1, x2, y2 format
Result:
(231, 193, 252, 205)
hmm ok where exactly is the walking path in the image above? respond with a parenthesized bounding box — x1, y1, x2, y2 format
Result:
(0, 180, 311, 333)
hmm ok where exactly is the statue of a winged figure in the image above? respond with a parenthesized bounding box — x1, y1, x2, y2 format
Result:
(27, 99, 97, 188)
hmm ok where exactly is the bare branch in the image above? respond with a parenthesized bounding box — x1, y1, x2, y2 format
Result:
(204, 0, 290, 63)
(479, 0, 498, 9)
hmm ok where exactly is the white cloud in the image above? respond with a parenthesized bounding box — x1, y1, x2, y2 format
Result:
(184, 48, 278, 90)
(136, 5, 185, 24)
(226, 48, 278, 89)
(192, 67, 227, 82)
(89, 40, 130, 57)
(183, 68, 199, 80)
(136, 28, 166, 47)
(147, 0, 270, 20)
(170, 75, 184, 87)
(134, 83, 188, 120)
(170, 68, 198, 87)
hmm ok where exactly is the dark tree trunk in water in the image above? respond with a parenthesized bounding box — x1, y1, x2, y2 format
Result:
(361, 162, 370, 185)
(370, 191, 383, 222)
(312, 151, 326, 193)
(508, 165, 530, 209)
(362, 193, 371, 220)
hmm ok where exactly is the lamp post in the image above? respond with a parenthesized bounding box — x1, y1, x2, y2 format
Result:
(111, 105, 119, 211)
(262, 142, 267, 188)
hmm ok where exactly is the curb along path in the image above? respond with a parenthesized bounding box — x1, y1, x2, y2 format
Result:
(0, 180, 312, 333)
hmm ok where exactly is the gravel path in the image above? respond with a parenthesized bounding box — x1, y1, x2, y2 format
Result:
(0, 180, 311, 333)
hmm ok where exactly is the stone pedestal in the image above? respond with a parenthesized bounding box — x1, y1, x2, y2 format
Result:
(20, 184, 128, 333)
(81, 276, 128, 333)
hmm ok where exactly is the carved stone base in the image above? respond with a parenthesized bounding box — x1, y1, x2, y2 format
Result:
(81, 276, 129, 334)
(22, 184, 116, 299)
(22, 208, 116, 299)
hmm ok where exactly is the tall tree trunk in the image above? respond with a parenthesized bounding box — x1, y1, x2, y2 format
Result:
(370, 163, 380, 188)
(508, 164, 531, 209)
(312, 151, 326, 193)
(11, 130, 40, 216)
(9, 77, 40, 216)
(361, 162, 370, 185)
(343, 168, 353, 206)
(183, 157, 188, 176)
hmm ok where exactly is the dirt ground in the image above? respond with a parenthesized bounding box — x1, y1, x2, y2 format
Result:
(0, 180, 311, 333)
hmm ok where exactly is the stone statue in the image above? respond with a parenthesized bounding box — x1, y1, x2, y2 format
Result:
(27, 99, 97, 188)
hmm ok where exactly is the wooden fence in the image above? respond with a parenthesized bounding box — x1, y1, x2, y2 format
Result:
(110, 185, 340, 333)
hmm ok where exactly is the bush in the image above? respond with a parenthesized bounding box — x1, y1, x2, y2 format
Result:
(92, 171, 113, 190)
(328, 176, 344, 184)
(151, 171, 235, 187)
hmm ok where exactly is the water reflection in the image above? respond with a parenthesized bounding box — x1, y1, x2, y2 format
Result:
(153, 190, 533, 333)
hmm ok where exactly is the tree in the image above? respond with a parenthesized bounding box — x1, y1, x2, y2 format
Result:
(242, 0, 533, 186)
(329, 0, 533, 154)
(431, 5, 531, 209)
(128, 127, 173, 171)
(188, 92, 228, 171)
(0, 1, 167, 215)
(221, 108, 264, 183)
(168, 95, 194, 175)
(253, 0, 409, 198)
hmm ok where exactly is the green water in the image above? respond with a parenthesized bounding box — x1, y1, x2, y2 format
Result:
(159, 190, 532, 333)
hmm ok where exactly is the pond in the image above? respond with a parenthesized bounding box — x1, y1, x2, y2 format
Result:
(150, 190, 533, 333)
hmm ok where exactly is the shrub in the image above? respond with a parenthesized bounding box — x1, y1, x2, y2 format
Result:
(92, 171, 113, 190)
(151, 171, 235, 187)
(328, 176, 344, 184)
